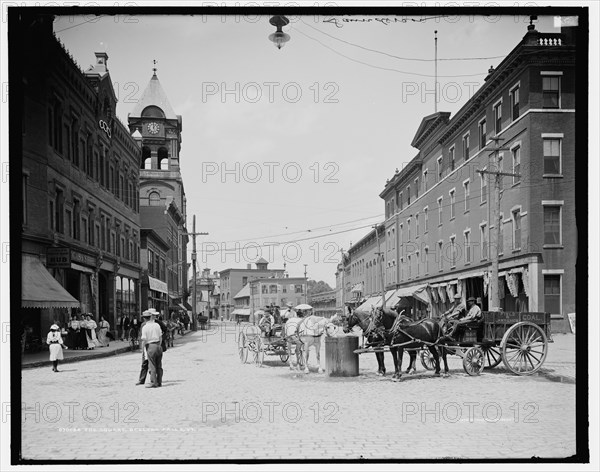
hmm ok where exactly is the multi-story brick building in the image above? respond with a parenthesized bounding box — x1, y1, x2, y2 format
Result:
(218, 259, 285, 319)
(379, 22, 577, 331)
(128, 71, 189, 314)
(140, 228, 169, 315)
(249, 276, 308, 312)
(308, 290, 339, 318)
(19, 14, 142, 338)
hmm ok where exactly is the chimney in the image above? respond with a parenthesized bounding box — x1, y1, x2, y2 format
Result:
(560, 16, 578, 45)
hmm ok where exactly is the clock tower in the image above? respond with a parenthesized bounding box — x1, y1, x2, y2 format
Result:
(127, 70, 186, 221)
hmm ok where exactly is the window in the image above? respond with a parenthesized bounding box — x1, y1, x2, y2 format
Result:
(82, 216, 88, 244)
(438, 197, 443, 226)
(399, 224, 403, 246)
(543, 138, 562, 175)
(510, 85, 520, 120)
(450, 237, 456, 268)
(544, 205, 561, 245)
(512, 210, 521, 250)
(494, 101, 502, 135)
(160, 257, 166, 280)
(449, 190, 456, 219)
(148, 249, 155, 276)
(464, 231, 471, 263)
(23, 174, 28, 226)
(416, 252, 420, 276)
(66, 209, 72, 238)
(295, 284, 303, 294)
(462, 134, 469, 162)
(407, 254, 411, 279)
(414, 178, 419, 199)
(542, 75, 560, 108)
(438, 241, 443, 271)
(149, 191, 160, 206)
(481, 170, 487, 204)
(270, 285, 277, 294)
(262, 285, 268, 294)
(437, 156, 443, 182)
(449, 146, 455, 171)
(242, 277, 248, 286)
(407, 218, 411, 241)
(424, 207, 429, 233)
(479, 119, 487, 149)
(512, 146, 521, 184)
(399, 257, 404, 281)
(415, 214, 420, 237)
(424, 248, 429, 274)
(282, 285, 287, 293)
(423, 170, 428, 192)
(544, 275, 561, 315)
(481, 224, 488, 260)
(407, 186, 411, 206)
(399, 192, 403, 211)
(464, 180, 470, 212)
(54, 189, 64, 233)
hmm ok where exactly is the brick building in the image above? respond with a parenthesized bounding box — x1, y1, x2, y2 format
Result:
(140, 228, 169, 314)
(19, 14, 142, 338)
(378, 22, 577, 331)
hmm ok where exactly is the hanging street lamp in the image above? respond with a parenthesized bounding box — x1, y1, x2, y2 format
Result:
(268, 15, 290, 49)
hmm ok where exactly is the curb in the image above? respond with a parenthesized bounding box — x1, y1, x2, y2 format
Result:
(22, 345, 135, 369)
(21, 329, 199, 369)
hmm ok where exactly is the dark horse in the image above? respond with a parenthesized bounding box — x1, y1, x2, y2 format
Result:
(346, 309, 417, 379)
(371, 307, 449, 379)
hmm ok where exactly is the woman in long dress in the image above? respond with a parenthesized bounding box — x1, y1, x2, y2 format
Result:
(77, 315, 89, 350)
(96, 316, 110, 347)
(66, 315, 79, 349)
(84, 314, 99, 349)
(47, 324, 68, 372)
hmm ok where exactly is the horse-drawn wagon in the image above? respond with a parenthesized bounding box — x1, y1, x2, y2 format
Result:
(419, 311, 552, 376)
(237, 324, 290, 366)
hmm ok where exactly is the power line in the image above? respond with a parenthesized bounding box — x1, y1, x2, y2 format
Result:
(299, 18, 507, 63)
(54, 15, 109, 33)
(292, 26, 487, 78)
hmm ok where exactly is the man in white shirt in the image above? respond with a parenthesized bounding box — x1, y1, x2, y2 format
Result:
(281, 303, 296, 323)
(140, 308, 163, 388)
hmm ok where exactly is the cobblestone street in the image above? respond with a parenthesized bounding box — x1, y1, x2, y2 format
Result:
(20, 322, 576, 461)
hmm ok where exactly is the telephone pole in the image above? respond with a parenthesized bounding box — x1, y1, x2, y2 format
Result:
(185, 215, 208, 331)
(304, 264, 308, 304)
(373, 224, 386, 308)
(478, 136, 519, 312)
(339, 248, 345, 313)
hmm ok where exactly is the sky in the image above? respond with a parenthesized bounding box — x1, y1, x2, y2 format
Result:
(51, 10, 564, 287)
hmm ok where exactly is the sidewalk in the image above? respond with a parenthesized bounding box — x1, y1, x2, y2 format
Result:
(21, 329, 197, 369)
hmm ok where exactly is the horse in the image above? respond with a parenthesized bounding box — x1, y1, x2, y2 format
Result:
(346, 309, 417, 379)
(282, 315, 305, 371)
(371, 308, 449, 379)
(296, 315, 338, 374)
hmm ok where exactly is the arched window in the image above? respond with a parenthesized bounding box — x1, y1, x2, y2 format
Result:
(141, 147, 151, 169)
(158, 147, 169, 170)
(149, 191, 160, 206)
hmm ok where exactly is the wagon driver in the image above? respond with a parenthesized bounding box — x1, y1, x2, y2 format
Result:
(446, 297, 482, 340)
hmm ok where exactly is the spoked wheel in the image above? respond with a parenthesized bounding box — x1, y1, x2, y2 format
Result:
(420, 349, 437, 371)
(254, 337, 264, 367)
(462, 347, 485, 376)
(481, 344, 502, 369)
(238, 332, 248, 364)
(501, 322, 548, 375)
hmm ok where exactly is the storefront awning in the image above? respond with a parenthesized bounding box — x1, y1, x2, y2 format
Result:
(148, 276, 168, 294)
(177, 303, 189, 312)
(22, 254, 80, 308)
(355, 295, 385, 314)
(71, 262, 94, 274)
(231, 308, 251, 316)
(393, 284, 430, 305)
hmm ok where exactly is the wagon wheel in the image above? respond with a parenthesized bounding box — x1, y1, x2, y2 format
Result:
(254, 337, 264, 367)
(237, 332, 248, 364)
(501, 322, 548, 375)
(462, 347, 485, 376)
(420, 349, 436, 371)
(481, 344, 502, 369)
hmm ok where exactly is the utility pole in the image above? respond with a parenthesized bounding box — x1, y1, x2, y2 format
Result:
(304, 264, 308, 304)
(339, 248, 345, 313)
(185, 215, 208, 331)
(373, 224, 386, 308)
(478, 136, 519, 312)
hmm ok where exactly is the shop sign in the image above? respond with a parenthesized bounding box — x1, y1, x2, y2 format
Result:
(71, 250, 96, 267)
(46, 248, 71, 268)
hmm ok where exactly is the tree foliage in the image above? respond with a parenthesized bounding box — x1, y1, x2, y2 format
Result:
(307, 279, 333, 296)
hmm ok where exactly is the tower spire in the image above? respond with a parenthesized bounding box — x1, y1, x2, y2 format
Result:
(152, 59, 157, 76)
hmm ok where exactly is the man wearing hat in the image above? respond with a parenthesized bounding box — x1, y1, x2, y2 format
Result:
(446, 297, 483, 340)
(443, 294, 466, 321)
(140, 308, 163, 388)
(281, 303, 296, 324)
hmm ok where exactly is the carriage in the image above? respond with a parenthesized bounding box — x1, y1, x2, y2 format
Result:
(237, 323, 290, 367)
(355, 311, 552, 377)
(417, 311, 552, 376)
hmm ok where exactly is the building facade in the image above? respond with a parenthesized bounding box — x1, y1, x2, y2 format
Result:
(308, 290, 338, 318)
(128, 71, 189, 314)
(218, 259, 285, 319)
(379, 23, 577, 331)
(249, 277, 308, 312)
(140, 228, 169, 315)
(189, 268, 220, 318)
(345, 226, 386, 306)
(20, 15, 142, 337)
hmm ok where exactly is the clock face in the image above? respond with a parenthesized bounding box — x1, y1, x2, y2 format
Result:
(147, 122, 160, 134)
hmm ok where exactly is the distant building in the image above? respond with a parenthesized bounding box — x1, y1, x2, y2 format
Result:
(308, 290, 338, 318)
(140, 229, 169, 314)
(189, 268, 219, 319)
(218, 259, 285, 319)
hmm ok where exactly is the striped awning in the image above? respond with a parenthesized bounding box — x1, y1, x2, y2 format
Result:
(22, 254, 80, 308)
